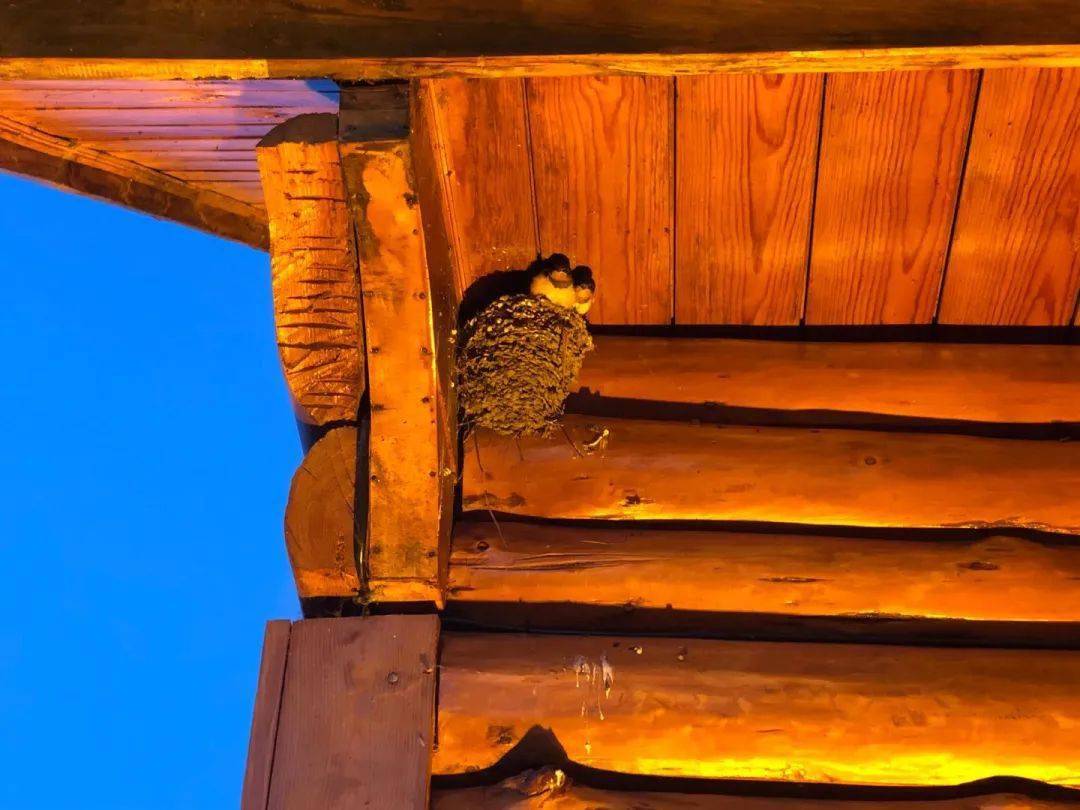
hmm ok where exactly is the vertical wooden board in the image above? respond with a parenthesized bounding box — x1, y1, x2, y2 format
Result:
(421, 78, 538, 297)
(526, 76, 673, 324)
(341, 138, 444, 603)
(806, 70, 977, 324)
(675, 74, 822, 325)
(268, 616, 438, 810)
(242, 621, 291, 810)
(939, 68, 1080, 325)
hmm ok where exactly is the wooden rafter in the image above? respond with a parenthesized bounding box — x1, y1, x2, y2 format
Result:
(464, 414, 1080, 532)
(5, 1, 1080, 80)
(577, 337, 1080, 424)
(0, 113, 267, 247)
(434, 633, 1080, 785)
(449, 521, 1080, 623)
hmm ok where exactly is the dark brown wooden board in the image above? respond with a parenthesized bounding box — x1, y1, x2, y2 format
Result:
(241, 621, 291, 810)
(939, 68, 1080, 325)
(526, 76, 673, 324)
(7, 1, 1080, 63)
(267, 616, 438, 810)
(806, 70, 977, 324)
(675, 74, 822, 325)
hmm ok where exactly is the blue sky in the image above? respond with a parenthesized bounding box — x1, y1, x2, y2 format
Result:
(0, 172, 300, 809)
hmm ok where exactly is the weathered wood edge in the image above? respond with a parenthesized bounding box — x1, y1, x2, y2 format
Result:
(5, 50, 1080, 81)
(241, 620, 291, 810)
(0, 113, 268, 248)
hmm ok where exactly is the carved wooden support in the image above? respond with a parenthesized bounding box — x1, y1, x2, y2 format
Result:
(257, 114, 365, 428)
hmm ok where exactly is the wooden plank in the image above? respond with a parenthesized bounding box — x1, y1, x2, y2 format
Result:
(3, 106, 300, 126)
(434, 632, 1080, 785)
(339, 88, 456, 604)
(526, 76, 673, 324)
(575, 337, 1080, 424)
(806, 70, 977, 324)
(462, 414, 1080, 533)
(420, 78, 537, 298)
(283, 428, 360, 600)
(0, 113, 267, 247)
(449, 521, 1080, 622)
(241, 621, 291, 810)
(7, 2, 1080, 72)
(268, 616, 438, 810)
(939, 68, 1080, 325)
(434, 781, 1077, 809)
(256, 114, 364, 427)
(675, 74, 822, 325)
(7, 48, 1080, 82)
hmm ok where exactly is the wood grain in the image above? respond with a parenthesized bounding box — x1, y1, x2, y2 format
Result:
(939, 68, 1080, 325)
(0, 79, 338, 209)
(8, 47, 1080, 83)
(283, 428, 359, 600)
(576, 337, 1080, 424)
(675, 74, 822, 325)
(462, 414, 1080, 532)
(450, 521, 1080, 622)
(0, 113, 266, 247)
(420, 78, 537, 297)
(806, 70, 977, 324)
(241, 621, 291, 810)
(268, 616, 438, 810)
(8, 1, 1080, 64)
(435, 781, 1075, 809)
(341, 118, 454, 604)
(435, 632, 1080, 785)
(256, 114, 363, 427)
(526, 76, 673, 324)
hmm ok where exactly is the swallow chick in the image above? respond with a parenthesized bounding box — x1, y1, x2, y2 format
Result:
(571, 265, 595, 316)
(529, 253, 577, 310)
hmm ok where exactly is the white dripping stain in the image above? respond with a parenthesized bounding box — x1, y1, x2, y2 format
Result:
(570, 653, 615, 757)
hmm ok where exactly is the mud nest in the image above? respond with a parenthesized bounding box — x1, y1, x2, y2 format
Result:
(457, 294, 593, 436)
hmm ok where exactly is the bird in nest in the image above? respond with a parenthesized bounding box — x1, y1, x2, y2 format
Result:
(528, 253, 595, 315)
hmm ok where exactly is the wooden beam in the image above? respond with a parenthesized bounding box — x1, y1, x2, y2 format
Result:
(463, 414, 1080, 533)
(283, 427, 360, 600)
(338, 84, 456, 605)
(434, 633, 1080, 786)
(5, 2, 1080, 80)
(242, 621, 291, 810)
(256, 114, 364, 428)
(575, 337, 1080, 424)
(449, 521, 1080, 623)
(268, 616, 438, 810)
(0, 114, 267, 247)
(434, 779, 1078, 809)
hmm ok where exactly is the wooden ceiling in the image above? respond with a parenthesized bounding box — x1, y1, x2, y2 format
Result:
(1, 69, 1079, 327)
(0, 79, 338, 208)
